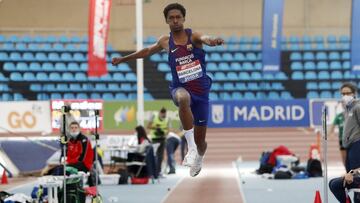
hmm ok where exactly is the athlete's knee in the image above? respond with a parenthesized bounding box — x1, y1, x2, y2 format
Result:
(174, 88, 190, 105)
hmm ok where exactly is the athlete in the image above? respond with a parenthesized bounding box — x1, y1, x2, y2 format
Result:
(112, 3, 224, 177)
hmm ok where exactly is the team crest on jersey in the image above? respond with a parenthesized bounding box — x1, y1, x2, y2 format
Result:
(187, 44, 193, 51)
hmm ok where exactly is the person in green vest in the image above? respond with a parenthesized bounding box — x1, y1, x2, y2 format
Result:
(147, 107, 170, 177)
(329, 110, 346, 166)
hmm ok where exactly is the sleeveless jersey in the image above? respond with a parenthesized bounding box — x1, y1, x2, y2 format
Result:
(168, 28, 211, 95)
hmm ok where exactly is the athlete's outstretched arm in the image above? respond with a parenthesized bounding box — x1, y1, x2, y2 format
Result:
(112, 36, 169, 65)
(192, 32, 224, 47)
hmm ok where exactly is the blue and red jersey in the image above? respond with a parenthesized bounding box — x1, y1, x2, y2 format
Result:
(168, 29, 211, 95)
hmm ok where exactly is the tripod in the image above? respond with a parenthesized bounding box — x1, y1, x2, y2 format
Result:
(60, 105, 71, 203)
(93, 109, 102, 202)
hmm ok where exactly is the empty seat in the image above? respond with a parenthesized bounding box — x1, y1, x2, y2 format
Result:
(329, 61, 342, 70)
(305, 71, 317, 80)
(291, 71, 304, 80)
(307, 91, 319, 99)
(10, 72, 23, 81)
(320, 91, 332, 98)
(315, 52, 327, 60)
(329, 51, 340, 60)
(29, 62, 41, 71)
(303, 52, 315, 60)
(306, 82, 318, 90)
(64, 93, 75, 99)
(317, 71, 330, 80)
(23, 72, 36, 81)
(318, 82, 331, 89)
(48, 52, 60, 61)
(317, 61, 329, 70)
(290, 62, 302, 70)
(76, 93, 88, 99)
(49, 72, 61, 81)
(103, 93, 114, 100)
(290, 52, 301, 60)
(330, 71, 343, 80)
(304, 62, 315, 70)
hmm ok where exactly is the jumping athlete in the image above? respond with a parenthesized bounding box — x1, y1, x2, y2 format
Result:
(112, 3, 224, 177)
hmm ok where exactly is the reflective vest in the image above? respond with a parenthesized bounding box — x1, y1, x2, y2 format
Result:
(150, 114, 169, 139)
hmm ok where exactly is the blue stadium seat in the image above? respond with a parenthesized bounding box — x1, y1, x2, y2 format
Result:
(53, 43, 64, 51)
(103, 93, 115, 100)
(238, 72, 250, 80)
(68, 62, 80, 71)
(254, 62, 262, 70)
(10, 72, 22, 81)
(56, 84, 68, 91)
(75, 72, 87, 81)
(10, 52, 21, 61)
(247, 82, 259, 90)
(23, 72, 36, 81)
(70, 36, 81, 43)
(23, 52, 34, 61)
(329, 51, 340, 60)
(207, 63, 217, 71)
(289, 35, 300, 43)
(36, 72, 49, 81)
(115, 93, 127, 100)
(30, 84, 42, 92)
(125, 73, 137, 81)
(313, 35, 324, 44)
(2, 93, 13, 101)
(118, 64, 131, 72)
(239, 36, 251, 44)
(275, 72, 287, 80)
(303, 52, 315, 60)
(320, 91, 332, 98)
(280, 91, 293, 99)
(231, 92, 242, 99)
(214, 72, 226, 81)
(251, 72, 262, 80)
(332, 81, 342, 90)
(90, 93, 101, 99)
(343, 61, 350, 70)
(42, 62, 54, 71)
(36, 93, 49, 100)
(0, 52, 8, 60)
(76, 93, 88, 99)
(113, 73, 126, 81)
(318, 82, 331, 90)
(317, 61, 329, 70)
(210, 53, 222, 62)
(290, 52, 302, 60)
(73, 53, 86, 61)
(29, 62, 41, 71)
(62, 73, 74, 81)
(242, 62, 254, 70)
(339, 35, 350, 43)
(35, 52, 47, 61)
(305, 71, 317, 80)
(222, 53, 233, 61)
(95, 84, 107, 91)
(3, 62, 15, 71)
(108, 83, 120, 91)
(49, 72, 62, 81)
(120, 83, 132, 91)
(101, 74, 112, 81)
(327, 35, 337, 43)
(262, 73, 274, 80)
(16, 62, 29, 71)
(307, 91, 319, 99)
(48, 52, 60, 61)
(150, 53, 162, 62)
(291, 71, 304, 80)
(219, 63, 231, 71)
(304, 62, 315, 70)
(317, 71, 330, 80)
(60, 53, 72, 61)
(223, 82, 235, 90)
(342, 52, 350, 60)
(69, 84, 82, 91)
(209, 92, 219, 100)
(220, 92, 232, 100)
(290, 62, 302, 70)
(246, 52, 257, 61)
(63, 93, 75, 99)
(211, 83, 221, 90)
(302, 35, 311, 44)
(244, 92, 255, 99)
(33, 36, 46, 43)
(306, 82, 317, 90)
(268, 91, 280, 99)
(59, 35, 69, 43)
(157, 63, 171, 72)
(235, 82, 246, 90)
(229, 62, 241, 71)
(2, 43, 15, 51)
(234, 53, 245, 61)
(315, 52, 327, 60)
(329, 61, 342, 70)
(55, 63, 67, 71)
(331, 71, 343, 80)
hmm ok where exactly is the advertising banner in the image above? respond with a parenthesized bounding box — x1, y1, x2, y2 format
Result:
(208, 100, 309, 128)
(51, 100, 104, 132)
(262, 0, 284, 72)
(0, 101, 51, 133)
(103, 100, 180, 130)
(88, 0, 112, 77)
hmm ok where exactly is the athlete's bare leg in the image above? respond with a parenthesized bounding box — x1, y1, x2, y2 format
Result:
(194, 125, 207, 156)
(174, 88, 193, 130)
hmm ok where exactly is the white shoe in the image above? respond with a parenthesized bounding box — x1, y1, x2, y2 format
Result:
(182, 148, 197, 167)
(190, 154, 204, 177)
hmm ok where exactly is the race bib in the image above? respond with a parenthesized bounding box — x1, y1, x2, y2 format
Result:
(176, 60, 203, 83)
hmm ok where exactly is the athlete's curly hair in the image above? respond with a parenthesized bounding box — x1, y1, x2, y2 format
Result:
(163, 3, 186, 19)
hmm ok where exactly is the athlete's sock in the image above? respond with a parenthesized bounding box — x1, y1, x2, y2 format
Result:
(184, 128, 197, 150)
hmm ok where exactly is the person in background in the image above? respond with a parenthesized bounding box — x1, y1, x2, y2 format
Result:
(329, 106, 346, 166)
(147, 107, 170, 177)
(166, 131, 182, 174)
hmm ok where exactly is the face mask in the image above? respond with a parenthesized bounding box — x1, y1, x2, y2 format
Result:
(69, 131, 79, 139)
(342, 95, 355, 106)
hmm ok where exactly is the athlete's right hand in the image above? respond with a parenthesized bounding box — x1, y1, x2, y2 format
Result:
(112, 57, 123, 65)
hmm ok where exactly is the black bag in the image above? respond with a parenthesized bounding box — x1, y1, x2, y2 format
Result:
(256, 151, 274, 174)
(274, 170, 292, 179)
(306, 159, 323, 177)
(118, 169, 129, 184)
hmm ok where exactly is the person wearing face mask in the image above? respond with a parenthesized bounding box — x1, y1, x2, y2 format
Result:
(329, 82, 360, 203)
(66, 121, 94, 173)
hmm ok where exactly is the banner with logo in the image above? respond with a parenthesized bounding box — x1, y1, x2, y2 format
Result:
(51, 100, 104, 132)
(262, 0, 284, 72)
(104, 100, 180, 130)
(88, 0, 111, 77)
(209, 100, 309, 128)
(351, 0, 360, 73)
(309, 99, 342, 128)
(0, 101, 51, 133)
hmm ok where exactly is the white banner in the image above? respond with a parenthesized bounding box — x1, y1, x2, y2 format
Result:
(0, 101, 51, 134)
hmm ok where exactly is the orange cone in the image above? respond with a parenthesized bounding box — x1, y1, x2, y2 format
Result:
(314, 190, 322, 203)
(1, 170, 8, 184)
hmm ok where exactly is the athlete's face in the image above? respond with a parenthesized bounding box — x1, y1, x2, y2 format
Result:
(166, 9, 185, 32)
